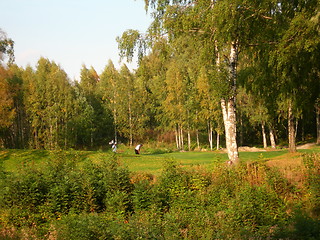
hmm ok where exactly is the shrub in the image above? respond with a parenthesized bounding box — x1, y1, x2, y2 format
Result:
(3, 151, 319, 239)
(224, 184, 288, 238)
(303, 153, 320, 217)
(0, 152, 134, 238)
(53, 213, 113, 240)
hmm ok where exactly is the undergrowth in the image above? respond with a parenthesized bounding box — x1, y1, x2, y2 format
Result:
(0, 152, 319, 239)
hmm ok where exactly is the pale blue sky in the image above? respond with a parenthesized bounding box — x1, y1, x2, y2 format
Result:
(1, 0, 152, 80)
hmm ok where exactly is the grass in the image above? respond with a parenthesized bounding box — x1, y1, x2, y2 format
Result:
(0, 145, 319, 176)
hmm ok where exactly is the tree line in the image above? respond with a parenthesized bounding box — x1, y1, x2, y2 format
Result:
(0, 0, 319, 158)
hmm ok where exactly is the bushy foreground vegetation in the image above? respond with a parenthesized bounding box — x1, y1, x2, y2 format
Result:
(0, 151, 320, 239)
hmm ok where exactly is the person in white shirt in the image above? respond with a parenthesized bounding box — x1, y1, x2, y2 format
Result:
(135, 144, 143, 154)
(109, 140, 117, 153)
(112, 142, 117, 153)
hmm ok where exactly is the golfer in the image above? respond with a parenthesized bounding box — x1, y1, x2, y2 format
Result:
(135, 144, 143, 154)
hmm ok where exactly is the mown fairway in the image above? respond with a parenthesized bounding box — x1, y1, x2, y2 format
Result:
(1, 146, 319, 175)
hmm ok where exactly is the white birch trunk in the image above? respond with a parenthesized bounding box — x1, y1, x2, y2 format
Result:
(221, 98, 239, 163)
(187, 129, 191, 151)
(269, 128, 276, 149)
(288, 103, 296, 153)
(175, 126, 179, 149)
(216, 132, 220, 150)
(180, 124, 184, 150)
(262, 124, 267, 149)
(220, 42, 239, 163)
(128, 98, 133, 146)
(208, 122, 213, 151)
(178, 126, 181, 149)
(49, 122, 53, 149)
(55, 120, 58, 149)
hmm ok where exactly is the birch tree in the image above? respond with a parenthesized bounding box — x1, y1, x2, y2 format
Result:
(163, 60, 187, 150)
(0, 28, 14, 65)
(99, 60, 120, 142)
(23, 58, 74, 149)
(80, 65, 112, 148)
(196, 66, 223, 150)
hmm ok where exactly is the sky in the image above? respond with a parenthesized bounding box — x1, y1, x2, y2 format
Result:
(1, 0, 152, 80)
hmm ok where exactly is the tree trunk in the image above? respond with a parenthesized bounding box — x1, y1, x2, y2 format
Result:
(316, 102, 320, 144)
(187, 129, 191, 151)
(128, 101, 133, 146)
(288, 103, 296, 153)
(196, 129, 200, 150)
(55, 119, 58, 149)
(262, 124, 267, 149)
(91, 131, 93, 148)
(175, 126, 179, 149)
(216, 132, 220, 150)
(208, 122, 213, 151)
(269, 127, 276, 149)
(295, 119, 298, 139)
(221, 98, 239, 163)
(180, 124, 184, 150)
(220, 42, 239, 163)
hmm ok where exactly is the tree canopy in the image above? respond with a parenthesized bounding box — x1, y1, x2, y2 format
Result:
(0, 1, 319, 152)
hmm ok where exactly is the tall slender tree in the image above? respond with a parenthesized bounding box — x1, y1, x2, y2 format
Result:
(99, 60, 120, 142)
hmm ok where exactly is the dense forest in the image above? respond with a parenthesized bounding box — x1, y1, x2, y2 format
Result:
(0, 0, 319, 162)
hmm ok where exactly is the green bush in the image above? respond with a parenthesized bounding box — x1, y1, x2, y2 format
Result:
(303, 153, 320, 217)
(4, 153, 320, 239)
(0, 152, 134, 238)
(224, 184, 287, 238)
(53, 213, 113, 240)
(292, 210, 320, 240)
(132, 179, 154, 211)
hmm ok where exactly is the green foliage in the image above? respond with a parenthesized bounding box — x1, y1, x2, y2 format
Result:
(0, 152, 133, 236)
(0, 29, 14, 65)
(54, 213, 114, 240)
(116, 29, 146, 62)
(303, 153, 320, 217)
(291, 210, 320, 240)
(2, 152, 320, 238)
(0, 66, 15, 132)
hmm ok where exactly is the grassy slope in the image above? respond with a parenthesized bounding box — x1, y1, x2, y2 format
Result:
(1, 145, 319, 176)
